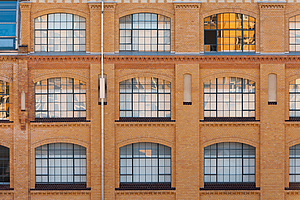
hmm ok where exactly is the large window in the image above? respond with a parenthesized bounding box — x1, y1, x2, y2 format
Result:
(0, 81, 9, 120)
(119, 13, 170, 52)
(119, 77, 171, 119)
(0, 145, 9, 185)
(204, 13, 255, 52)
(289, 78, 300, 118)
(119, 142, 171, 184)
(35, 143, 86, 184)
(0, 1, 18, 50)
(289, 15, 300, 51)
(34, 13, 86, 52)
(204, 77, 255, 120)
(35, 77, 86, 119)
(204, 142, 255, 183)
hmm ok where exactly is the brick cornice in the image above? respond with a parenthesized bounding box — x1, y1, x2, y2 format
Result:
(259, 3, 286, 10)
(30, 190, 91, 195)
(174, 3, 200, 9)
(104, 4, 116, 10)
(199, 122, 260, 127)
(200, 191, 260, 195)
(89, 4, 101, 10)
(19, 3, 32, 11)
(115, 190, 176, 195)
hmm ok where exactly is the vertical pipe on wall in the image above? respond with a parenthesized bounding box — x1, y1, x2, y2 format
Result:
(101, 0, 104, 199)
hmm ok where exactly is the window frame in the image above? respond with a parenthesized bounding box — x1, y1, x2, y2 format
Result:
(34, 13, 86, 52)
(203, 77, 256, 121)
(204, 13, 256, 53)
(289, 15, 300, 52)
(0, 80, 10, 121)
(34, 77, 87, 120)
(119, 13, 171, 52)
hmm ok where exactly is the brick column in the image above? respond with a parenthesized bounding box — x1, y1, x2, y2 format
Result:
(174, 4, 200, 53)
(89, 4, 101, 53)
(175, 64, 200, 199)
(90, 63, 101, 200)
(260, 64, 285, 199)
(19, 3, 31, 52)
(259, 3, 286, 53)
(13, 59, 29, 200)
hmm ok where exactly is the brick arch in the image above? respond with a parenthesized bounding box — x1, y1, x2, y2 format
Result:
(117, 137, 173, 149)
(0, 75, 12, 84)
(286, 74, 300, 84)
(201, 72, 257, 84)
(286, 11, 300, 20)
(117, 8, 173, 20)
(0, 140, 12, 150)
(203, 137, 258, 149)
(117, 72, 173, 84)
(32, 8, 88, 20)
(32, 138, 89, 149)
(202, 9, 257, 20)
(32, 72, 89, 84)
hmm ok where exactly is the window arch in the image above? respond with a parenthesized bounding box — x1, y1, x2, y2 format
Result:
(34, 13, 86, 52)
(119, 142, 171, 188)
(289, 15, 300, 51)
(0, 80, 9, 120)
(203, 77, 255, 120)
(204, 142, 255, 186)
(35, 77, 86, 119)
(204, 13, 255, 52)
(119, 13, 171, 52)
(119, 77, 171, 119)
(35, 143, 86, 185)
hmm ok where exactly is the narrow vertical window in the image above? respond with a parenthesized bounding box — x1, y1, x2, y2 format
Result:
(0, 81, 9, 120)
(0, 146, 9, 185)
(268, 74, 277, 104)
(183, 74, 192, 105)
(289, 78, 300, 119)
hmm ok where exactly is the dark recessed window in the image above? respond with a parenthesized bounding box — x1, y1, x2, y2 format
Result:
(0, 1, 18, 50)
(204, 77, 255, 118)
(0, 80, 9, 120)
(34, 13, 86, 52)
(119, 13, 170, 52)
(289, 15, 300, 51)
(204, 142, 255, 183)
(35, 143, 86, 184)
(0, 145, 9, 184)
(119, 77, 171, 118)
(35, 77, 86, 118)
(204, 13, 255, 52)
(119, 142, 171, 183)
(289, 144, 300, 182)
(289, 79, 300, 118)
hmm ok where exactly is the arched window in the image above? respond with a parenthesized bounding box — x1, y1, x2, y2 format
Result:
(204, 13, 255, 52)
(289, 15, 300, 51)
(34, 13, 86, 52)
(203, 77, 255, 120)
(0, 80, 9, 120)
(35, 77, 86, 119)
(119, 13, 171, 52)
(289, 78, 300, 119)
(119, 77, 171, 120)
(0, 145, 9, 185)
(119, 142, 171, 189)
(203, 142, 256, 189)
(35, 143, 86, 186)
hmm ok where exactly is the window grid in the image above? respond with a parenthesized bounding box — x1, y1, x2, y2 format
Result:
(119, 143, 171, 183)
(289, 79, 300, 117)
(0, 146, 9, 184)
(204, 13, 255, 52)
(35, 143, 86, 184)
(204, 142, 256, 183)
(34, 13, 86, 52)
(119, 77, 171, 118)
(289, 15, 300, 52)
(119, 13, 171, 52)
(0, 1, 17, 50)
(35, 77, 86, 118)
(0, 81, 9, 120)
(204, 77, 255, 118)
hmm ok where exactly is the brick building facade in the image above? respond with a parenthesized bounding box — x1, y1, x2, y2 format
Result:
(0, 0, 300, 199)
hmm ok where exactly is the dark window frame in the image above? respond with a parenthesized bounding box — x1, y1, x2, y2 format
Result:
(289, 79, 300, 119)
(119, 13, 171, 52)
(0, 80, 9, 120)
(204, 13, 256, 52)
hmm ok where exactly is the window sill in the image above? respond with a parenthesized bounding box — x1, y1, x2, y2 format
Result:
(200, 183, 259, 190)
(201, 117, 257, 122)
(0, 120, 13, 123)
(32, 184, 90, 190)
(0, 185, 13, 190)
(115, 183, 175, 190)
(268, 102, 277, 105)
(32, 118, 89, 123)
(117, 51, 173, 56)
(116, 117, 174, 122)
(287, 118, 300, 121)
(285, 183, 300, 190)
(183, 102, 192, 105)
